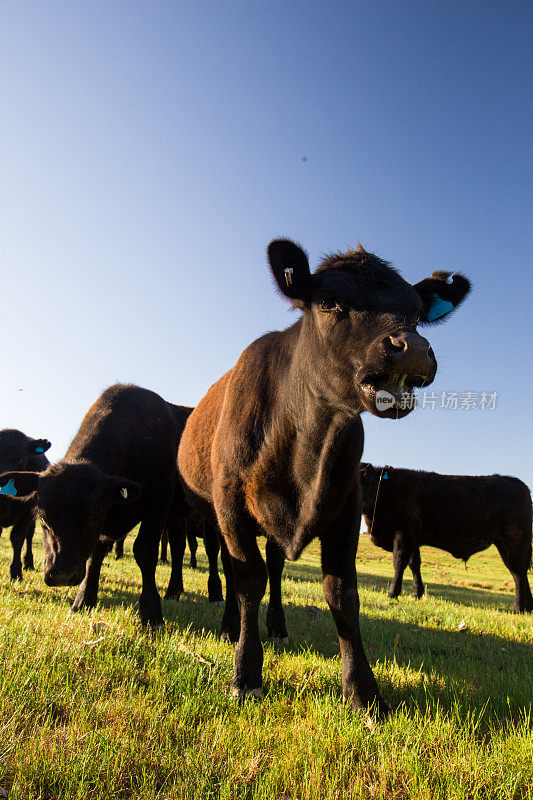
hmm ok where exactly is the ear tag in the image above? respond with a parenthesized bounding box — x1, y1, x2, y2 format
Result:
(120, 487, 128, 500)
(382, 471, 389, 480)
(0, 479, 17, 496)
(35, 447, 44, 453)
(284, 267, 294, 287)
(427, 293, 454, 321)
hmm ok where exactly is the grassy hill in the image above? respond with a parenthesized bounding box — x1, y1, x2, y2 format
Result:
(0, 527, 531, 799)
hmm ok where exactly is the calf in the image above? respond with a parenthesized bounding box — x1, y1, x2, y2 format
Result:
(360, 463, 533, 613)
(0, 385, 192, 625)
(178, 239, 470, 715)
(0, 429, 51, 579)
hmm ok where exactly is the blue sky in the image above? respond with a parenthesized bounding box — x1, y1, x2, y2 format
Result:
(1, 1, 532, 489)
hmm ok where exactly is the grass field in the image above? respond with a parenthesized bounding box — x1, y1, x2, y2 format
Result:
(0, 526, 531, 799)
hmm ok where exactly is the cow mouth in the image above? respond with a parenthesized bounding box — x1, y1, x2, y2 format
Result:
(359, 372, 428, 416)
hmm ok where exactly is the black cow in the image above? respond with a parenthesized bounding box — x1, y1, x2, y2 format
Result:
(178, 239, 470, 716)
(0, 429, 51, 579)
(0, 385, 193, 626)
(360, 463, 533, 613)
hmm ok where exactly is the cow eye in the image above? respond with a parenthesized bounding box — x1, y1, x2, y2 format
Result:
(319, 299, 345, 314)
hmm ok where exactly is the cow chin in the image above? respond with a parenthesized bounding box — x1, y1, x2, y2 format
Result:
(357, 382, 416, 420)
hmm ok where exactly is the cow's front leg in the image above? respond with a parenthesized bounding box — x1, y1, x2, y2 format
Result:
(266, 538, 288, 641)
(133, 516, 165, 626)
(408, 545, 425, 598)
(321, 499, 389, 718)
(10, 516, 33, 580)
(71, 538, 112, 611)
(23, 520, 36, 570)
(229, 536, 267, 699)
(388, 531, 413, 599)
(164, 520, 186, 600)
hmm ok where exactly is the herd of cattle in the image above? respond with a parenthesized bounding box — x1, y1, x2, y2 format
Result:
(1, 239, 531, 717)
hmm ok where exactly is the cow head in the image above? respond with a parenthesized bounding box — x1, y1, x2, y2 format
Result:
(267, 240, 470, 419)
(0, 429, 51, 473)
(0, 463, 141, 586)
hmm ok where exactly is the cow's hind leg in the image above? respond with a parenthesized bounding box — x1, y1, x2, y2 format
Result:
(71, 538, 113, 612)
(496, 534, 533, 613)
(203, 522, 223, 602)
(186, 522, 198, 569)
(266, 539, 288, 641)
(219, 536, 241, 643)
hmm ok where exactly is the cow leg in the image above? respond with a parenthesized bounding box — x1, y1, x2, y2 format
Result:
(160, 529, 169, 563)
(265, 538, 288, 641)
(133, 517, 165, 626)
(203, 522, 223, 602)
(321, 499, 389, 718)
(228, 538, 267, 698)
(9, 516, 33, 580)
(219, 536, 241, 643)
(114, 538, 124, 560)
(388, 531, 413, 599)
(71, 538, 112, 611)
(408, 545, 425, 598)
(495, 538, 533, 613)
(186, 522, 198, 569)
(23, 519, 36, 570)
(164, 521, 186, 600)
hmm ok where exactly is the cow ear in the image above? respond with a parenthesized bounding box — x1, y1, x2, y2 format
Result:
(414, 271, 471, 324)
(0, 471, 40, 498)
(28, 438, 51, 455)
(267, 239, 312, 303)
(105, 476, 142, 505)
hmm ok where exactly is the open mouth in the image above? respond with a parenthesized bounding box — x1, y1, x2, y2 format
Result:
(359, 372, 428, 410)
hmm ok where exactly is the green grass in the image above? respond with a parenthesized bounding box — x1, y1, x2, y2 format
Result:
(0, 527, 531, 799)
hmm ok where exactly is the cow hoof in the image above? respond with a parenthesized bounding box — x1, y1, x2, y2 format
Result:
(164, 591, 182, 601)
(231, 686, 263, 701)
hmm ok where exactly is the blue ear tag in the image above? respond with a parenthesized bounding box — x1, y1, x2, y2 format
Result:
(35, 447, 44, 453)
(427, 294, 454, 322)
(0, 479, 17, 496)
(382, 470, 389, 480)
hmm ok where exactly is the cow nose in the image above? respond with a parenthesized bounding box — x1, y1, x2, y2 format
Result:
(385, 334, 434, 362)
(45, 567, 75, 586)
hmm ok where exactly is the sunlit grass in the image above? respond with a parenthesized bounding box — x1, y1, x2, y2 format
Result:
(0, 527, 531, 799)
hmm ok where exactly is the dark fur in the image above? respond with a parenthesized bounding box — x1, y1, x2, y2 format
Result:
(360, 463, 533, 613)
(0, 429, 51, 579)
(0, 385, 192, 626)
(178, 238, 470, 715)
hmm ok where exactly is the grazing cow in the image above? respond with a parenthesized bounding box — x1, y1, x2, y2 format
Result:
(0, 429, 51, 579)
(178, 239, 470, 715)
(360, 463, 533, 613)
(0, 385, 193, 626)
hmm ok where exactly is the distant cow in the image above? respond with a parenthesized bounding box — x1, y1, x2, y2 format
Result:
(0, 385, 194, 626)
(178, 239, 470, 716)
(0, 429, 51, 579)
(359, 463, 533, 613)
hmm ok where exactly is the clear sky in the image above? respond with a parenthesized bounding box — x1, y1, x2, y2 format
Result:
(1, 1, 532, 490)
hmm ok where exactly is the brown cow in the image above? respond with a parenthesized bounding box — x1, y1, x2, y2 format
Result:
(178, 239, 470, 716)
(360, 463, 533, 613)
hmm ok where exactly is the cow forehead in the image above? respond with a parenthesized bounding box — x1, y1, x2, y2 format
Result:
(311, 264, 420, 314)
